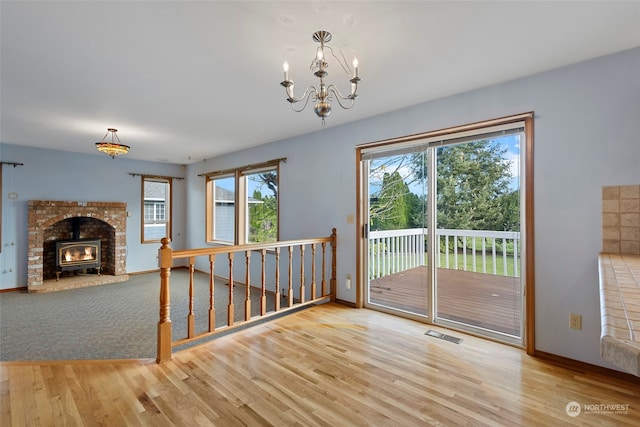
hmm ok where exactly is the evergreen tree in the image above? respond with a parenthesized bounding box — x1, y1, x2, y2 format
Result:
(412, 140, 516, 231)
(371, 171, 412, 230)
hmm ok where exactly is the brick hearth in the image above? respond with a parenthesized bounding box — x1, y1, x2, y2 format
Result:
(27, 201, 128, 292)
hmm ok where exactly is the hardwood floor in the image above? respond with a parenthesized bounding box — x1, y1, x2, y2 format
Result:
(2, 303, 639, 426)
(370, 267, 521, 335)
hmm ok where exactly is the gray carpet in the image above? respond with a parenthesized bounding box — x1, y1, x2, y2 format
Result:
(0, 270, 279, 361)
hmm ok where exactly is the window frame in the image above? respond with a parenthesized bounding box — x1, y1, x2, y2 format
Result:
(204, 159, 282, 245)
(206, 173, 237, 244)
(141, 176, 173, 244)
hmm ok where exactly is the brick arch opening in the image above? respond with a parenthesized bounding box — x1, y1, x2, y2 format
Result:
(27, 201, 128, 292)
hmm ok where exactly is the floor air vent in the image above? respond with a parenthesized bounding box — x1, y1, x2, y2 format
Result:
(425, 330, 463, 344)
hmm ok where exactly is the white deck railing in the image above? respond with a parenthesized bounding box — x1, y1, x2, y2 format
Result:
(369, 228, 520, 279)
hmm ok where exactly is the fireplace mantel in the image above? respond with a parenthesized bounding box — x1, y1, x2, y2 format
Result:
(27, 200, 128, 292)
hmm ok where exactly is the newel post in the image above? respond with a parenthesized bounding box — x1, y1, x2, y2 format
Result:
(330, 228, 337, 302)
(156, 237, 173, 363)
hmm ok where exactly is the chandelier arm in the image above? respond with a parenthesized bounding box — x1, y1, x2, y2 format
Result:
(287, 86, 317, 112)
(326, 85, 357, 109)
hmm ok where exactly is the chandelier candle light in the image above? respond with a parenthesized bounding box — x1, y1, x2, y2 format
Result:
(95, 128, 130, 158)
(280, 30, 361, 124)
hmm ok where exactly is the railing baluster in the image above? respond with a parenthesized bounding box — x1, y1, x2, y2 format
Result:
(299, 245, 305, 303)
(482, 238, 487, 274)
(330, 228, 337, 302)
(463, 238, 467, 271)
(446, 235, 450, 269)
(382, 237, 387, 276)
(455, 237, 459, 270)
(188, 257, 195, 338)
(403, 234, 408, 271)
(287, 247, 294, 307)
(492, 238, 497, 274)
(406, 234, 410, 269)
(409, 233, 414, 268)
(377, 237, 381, 278)
(274, 247, 281, 311)
(513, 238, 519, 277)
(228, 252, 235, 326)
(375, 237, 380, 278)
(399, 235, 404, 271)
(208, 254, 215, 332)
(321, 242, 327, 296)
(400, 235, 403, 271)
(502, 238, 507, 276)
(472, 237, 476, 272)
(393, 236, 398, 273)
(260, 249, 267, 316)
(311, 244, 317, 301)
(245, 250, 251, 321)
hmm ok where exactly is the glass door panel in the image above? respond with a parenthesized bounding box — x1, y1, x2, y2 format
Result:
(366, 151, 429, 317)
(433, 134, 523, 340)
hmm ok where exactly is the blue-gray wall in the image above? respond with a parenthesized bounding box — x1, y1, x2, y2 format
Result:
(2, 47, 639, 370)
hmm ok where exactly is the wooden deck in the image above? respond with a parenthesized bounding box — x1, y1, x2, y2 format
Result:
(369, 266, 522, 336)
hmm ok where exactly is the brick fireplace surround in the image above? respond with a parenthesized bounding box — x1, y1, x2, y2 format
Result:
(27, 201, 129, 293)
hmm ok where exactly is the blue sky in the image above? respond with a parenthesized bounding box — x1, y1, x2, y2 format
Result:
(369, 133, 522, 196)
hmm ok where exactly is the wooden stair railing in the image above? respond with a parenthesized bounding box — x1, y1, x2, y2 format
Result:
(157, 229, 337, 363)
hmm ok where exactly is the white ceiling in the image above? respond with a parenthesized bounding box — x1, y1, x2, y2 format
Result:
(2, 1, 639, 164)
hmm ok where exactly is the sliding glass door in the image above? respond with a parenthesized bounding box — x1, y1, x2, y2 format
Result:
(365, 149, 429, 316)
(361, 118, 527, 345)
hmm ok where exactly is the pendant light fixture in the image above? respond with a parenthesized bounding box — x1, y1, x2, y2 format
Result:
(95, 128, 130, 158)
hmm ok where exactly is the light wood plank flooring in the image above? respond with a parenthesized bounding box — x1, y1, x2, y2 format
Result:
(370, 267, 521, 335)
(2, 303, 639, 426)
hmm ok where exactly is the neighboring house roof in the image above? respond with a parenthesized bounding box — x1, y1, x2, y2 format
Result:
(214, 186, 263, 204)
(144, 181, 168, 200)
(214, 186, 235, 203)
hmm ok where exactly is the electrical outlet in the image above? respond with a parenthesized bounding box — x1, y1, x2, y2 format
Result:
(570, 313, 582, 330)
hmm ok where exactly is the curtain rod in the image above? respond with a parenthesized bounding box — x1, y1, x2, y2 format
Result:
(128, 173, 184, 180)
(1, 161, 24, 167)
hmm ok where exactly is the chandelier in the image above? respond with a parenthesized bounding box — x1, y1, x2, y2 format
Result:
(280, 30, 361, 124)
(95, 128, 130, 158)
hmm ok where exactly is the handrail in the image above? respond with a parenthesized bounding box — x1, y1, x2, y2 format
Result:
(157, 229, 337, 363)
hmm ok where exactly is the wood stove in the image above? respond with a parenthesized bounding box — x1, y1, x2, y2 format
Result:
(55, 238, 102, 281)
